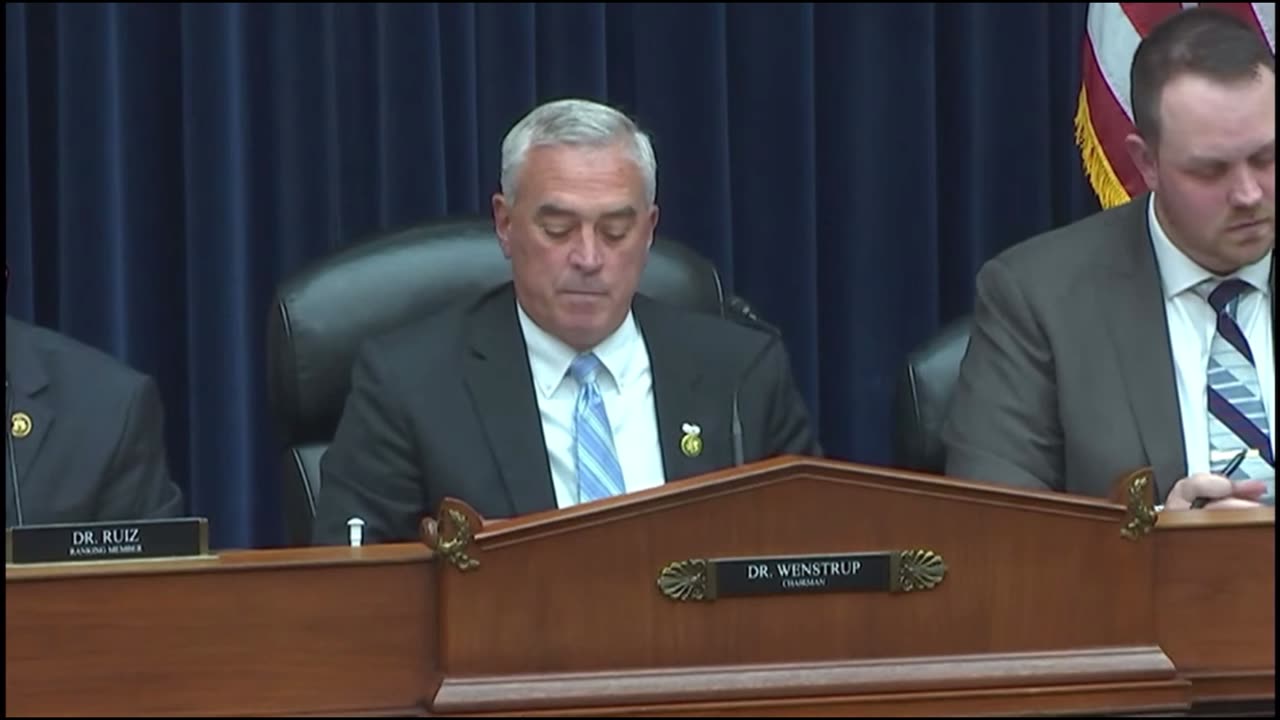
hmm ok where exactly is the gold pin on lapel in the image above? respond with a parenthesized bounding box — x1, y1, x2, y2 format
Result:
(11, 412, 32, 439)
(680, 422, 702, 458)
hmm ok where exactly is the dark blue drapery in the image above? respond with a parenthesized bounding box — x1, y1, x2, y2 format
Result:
(6, 3, 1099, 548)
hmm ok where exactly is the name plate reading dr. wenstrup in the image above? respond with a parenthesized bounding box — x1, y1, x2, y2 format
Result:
(6, 517, 210, 565)
(657, 549, 947, 601)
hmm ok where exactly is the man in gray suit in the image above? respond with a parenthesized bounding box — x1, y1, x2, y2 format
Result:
(313, 99, 818, 545)
(6, 314, 185, 526)
(944, 7, 1274, 510)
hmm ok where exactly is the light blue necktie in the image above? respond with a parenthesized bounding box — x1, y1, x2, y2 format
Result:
(569, 354, 625, 502)
(1198, 278, 1274, 503)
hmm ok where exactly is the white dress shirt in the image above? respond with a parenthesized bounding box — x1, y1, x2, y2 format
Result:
(1148, 194, 1275, 476)
(516, 301, 667, 508)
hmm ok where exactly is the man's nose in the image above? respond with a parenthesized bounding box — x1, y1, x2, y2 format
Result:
(569, 230, 604, 270)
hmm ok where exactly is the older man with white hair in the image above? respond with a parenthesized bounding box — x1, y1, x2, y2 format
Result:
(313, 98, 819, 545)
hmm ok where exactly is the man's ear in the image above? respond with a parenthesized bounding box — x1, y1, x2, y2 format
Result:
(1123, 133, 1160, 192)
(647, 204, 659, 250)
(493, 193, 513, 258)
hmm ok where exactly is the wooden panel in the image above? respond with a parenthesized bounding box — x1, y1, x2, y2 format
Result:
(472, 682, 1191, 717)
(1154, 508, 1275, 704)
(5, 459, 1273, 717)
(434, 647, 1183, 714)
(5, 545, 438, 717)
(438, 460, 1157, 675)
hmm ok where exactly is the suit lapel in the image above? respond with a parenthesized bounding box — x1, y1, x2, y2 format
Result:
(634, 297, 731, 482)
(1098, 199, 1187, 499)
(9, 394, 53, 490)
(6, 319, 55, 522)
(462, 287, 557, 515)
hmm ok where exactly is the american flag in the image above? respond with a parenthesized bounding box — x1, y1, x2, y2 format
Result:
(1075, 3, 1276, 209)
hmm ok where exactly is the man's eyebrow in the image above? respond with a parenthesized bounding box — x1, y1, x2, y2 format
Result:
(532, 205, 638, 221)
(598, 207, 638, 221)
(534, 204, 578, 219)
(1186, 141, 1276, 166)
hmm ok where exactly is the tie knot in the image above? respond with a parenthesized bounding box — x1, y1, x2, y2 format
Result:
(1201, 278, 1251, 315)
(569, 353, 604, 385)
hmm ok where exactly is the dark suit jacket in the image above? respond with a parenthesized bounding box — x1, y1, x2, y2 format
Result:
(5, 316, 184, 526)
(313, 283, 819, 545)
(944, 194, 1206, 501)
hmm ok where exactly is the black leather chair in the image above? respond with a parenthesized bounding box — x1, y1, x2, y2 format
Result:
(892, 315, 973, 475)
(266, 216, 732, 546)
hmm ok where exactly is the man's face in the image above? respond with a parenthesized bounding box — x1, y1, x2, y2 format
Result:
(492, 141, 658, 351)
(1128, 69, 1275, 274)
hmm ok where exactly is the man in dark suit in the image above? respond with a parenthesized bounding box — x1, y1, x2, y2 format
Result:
(6, 315, 185, 526)
(313, 98, 819, 545)
(943, 8, 1273, 510)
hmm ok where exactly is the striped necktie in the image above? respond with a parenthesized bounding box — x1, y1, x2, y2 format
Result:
(568, 353, 625, 503)
(1198, 278, 1274, 499)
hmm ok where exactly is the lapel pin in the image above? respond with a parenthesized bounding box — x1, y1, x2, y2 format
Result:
(680, 422, 703, 458)
(11, 411, 32, 439)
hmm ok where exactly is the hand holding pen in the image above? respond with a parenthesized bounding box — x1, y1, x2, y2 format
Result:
(1189, 448, 1250, 509)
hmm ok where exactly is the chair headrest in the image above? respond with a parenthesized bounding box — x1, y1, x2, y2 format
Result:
(266, 216, 724, 446)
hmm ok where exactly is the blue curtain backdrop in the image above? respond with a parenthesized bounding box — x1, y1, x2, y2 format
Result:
(6, 2, 1099, 549)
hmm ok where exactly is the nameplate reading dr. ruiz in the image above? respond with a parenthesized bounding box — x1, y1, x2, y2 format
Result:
(657, 550, 947, 601)
(5, 517, 209, 565)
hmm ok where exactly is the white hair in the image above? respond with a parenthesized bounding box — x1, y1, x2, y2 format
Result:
(500, 98, 657, 205)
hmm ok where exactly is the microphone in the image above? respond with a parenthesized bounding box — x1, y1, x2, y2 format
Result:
(731, 394, 744, 467)
(6, 377, 25, 527)
(724, 294, 781, 468)
(725, 294, 780, 337)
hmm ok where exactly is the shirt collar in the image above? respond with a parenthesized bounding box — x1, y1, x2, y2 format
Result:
(1148, 193, 1272, 299)
(516, 299, 641, 399)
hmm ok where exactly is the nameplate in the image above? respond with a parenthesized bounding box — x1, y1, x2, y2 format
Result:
(5, 517, 209, 565)
(657, 549, 947, 601)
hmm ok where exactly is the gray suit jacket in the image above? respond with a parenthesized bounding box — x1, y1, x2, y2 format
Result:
(6, 316, 185, 526)
(312, 283, 820, 545)
(943, 195, 1192, 501)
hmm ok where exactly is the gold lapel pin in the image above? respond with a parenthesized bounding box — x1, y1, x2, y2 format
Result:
(11, 412, 32, 439)
(680, 422, 702, 458)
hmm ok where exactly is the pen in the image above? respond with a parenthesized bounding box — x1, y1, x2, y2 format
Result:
(1190, 448, 1250, 509)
